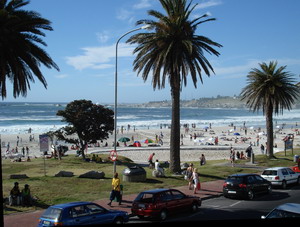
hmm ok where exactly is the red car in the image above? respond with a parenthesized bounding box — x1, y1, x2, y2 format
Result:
(131, 188, 201, 220)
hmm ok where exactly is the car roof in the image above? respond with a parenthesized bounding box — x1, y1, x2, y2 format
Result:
(141, 188, 171, 194)
(228, 173, 258, 177)
(263, 167, 289, 171)
(50, 201, 94, 209)
(276, 203, 300, 214)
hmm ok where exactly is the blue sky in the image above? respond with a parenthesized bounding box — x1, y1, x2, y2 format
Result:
(4, 0, 300, 103)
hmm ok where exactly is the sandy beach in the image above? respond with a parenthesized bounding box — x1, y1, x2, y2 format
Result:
(1, 124, 299, 164)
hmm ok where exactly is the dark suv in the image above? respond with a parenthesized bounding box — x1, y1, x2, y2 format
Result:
(223, 173, 272, 200)
(131, 188, 201, 220)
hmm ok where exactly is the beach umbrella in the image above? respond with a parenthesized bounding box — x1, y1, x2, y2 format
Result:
(233, 132, 240, 136)
(133, 141, 141, 147)
(144, 138, 154, 144)
(118, 137, 130, 142)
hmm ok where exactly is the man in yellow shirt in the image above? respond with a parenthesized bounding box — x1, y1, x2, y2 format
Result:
(108, 172, 121, 206)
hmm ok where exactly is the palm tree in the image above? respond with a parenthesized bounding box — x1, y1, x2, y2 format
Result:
(240, 61, 300, 158)
(0, 0, 59, 99)
(127, 0, 222, 172)
(0, 1, 58, 221)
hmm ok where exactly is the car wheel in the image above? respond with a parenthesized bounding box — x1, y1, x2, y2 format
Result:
(159, 209, 168, 221)
(113, 217, 124, 224)
(247, 190, 254, 200)
(297, 177, 300, 185)
(282, 180, 287, 189)
(191, 202, 199, 213)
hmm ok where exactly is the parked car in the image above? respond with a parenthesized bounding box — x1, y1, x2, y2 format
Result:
(223, 173, 272, 200)
(261, 167, 300, 189)
(131, 188, 201, 220)
(261, 203, 300, 219)
(38, 201, 129, 226)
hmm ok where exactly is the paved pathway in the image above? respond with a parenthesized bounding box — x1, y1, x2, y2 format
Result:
(4, 180, 224, 227)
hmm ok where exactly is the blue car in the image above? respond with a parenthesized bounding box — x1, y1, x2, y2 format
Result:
(38, 201, 129, 226)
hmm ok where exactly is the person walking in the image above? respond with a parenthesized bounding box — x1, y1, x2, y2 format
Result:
(185, 163, 194, 190)
(148, 153, 155, 169)
(107, 172, 121, 206)
(192, 168, 201, 194)
(230, 147, 235, 167)
(200, 154, 206, 166)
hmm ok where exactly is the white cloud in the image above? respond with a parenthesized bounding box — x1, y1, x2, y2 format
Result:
(133, 0, 151, 9)
(215, 60, 259, 76)
(196, 0, 222, 9)
(65, 43, 135, 71)
(55, 74, 69, 79)
(96, 31, 110, 43)
(214, 58, 300, 78)
(116, 8, 133, 21)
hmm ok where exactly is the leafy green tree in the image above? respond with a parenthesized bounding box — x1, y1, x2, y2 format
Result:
(127, 0, 222, 172)
(240, 61, 300, 158)
(0, 0, 59, 99)
(55, 100, 114, 159)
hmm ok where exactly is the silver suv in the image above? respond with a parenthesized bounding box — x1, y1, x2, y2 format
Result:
(261, 167, 300, 189)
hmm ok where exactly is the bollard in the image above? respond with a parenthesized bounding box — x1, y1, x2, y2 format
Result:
(251, 153, 255, 164)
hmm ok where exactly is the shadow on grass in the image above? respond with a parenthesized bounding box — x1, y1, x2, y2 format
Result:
(3, 199, 50, 215)
(199, 173, 225, 181)
(145, 178, 163, 184)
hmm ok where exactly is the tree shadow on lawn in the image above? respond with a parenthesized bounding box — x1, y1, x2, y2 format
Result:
(200, 173, 225, 181)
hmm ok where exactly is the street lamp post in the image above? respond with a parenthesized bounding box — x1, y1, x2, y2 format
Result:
(113, 25, 150, 174)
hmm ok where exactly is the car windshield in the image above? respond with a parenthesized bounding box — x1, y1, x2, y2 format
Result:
(262, 170, 278, 175)
(41, 207, 62, 220)
(267, 209, 300, 218)
(226, 176, 244, 184)
(134, 193, 155, 203)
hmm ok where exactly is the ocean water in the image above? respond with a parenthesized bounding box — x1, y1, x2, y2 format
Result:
(0, 102, 299, 134)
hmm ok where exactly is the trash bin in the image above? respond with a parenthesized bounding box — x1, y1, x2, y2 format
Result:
(294, 155, 299, 163)
(122, 165, 146, 182)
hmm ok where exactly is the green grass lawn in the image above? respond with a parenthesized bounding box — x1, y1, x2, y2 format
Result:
(3, 148, 299, 214)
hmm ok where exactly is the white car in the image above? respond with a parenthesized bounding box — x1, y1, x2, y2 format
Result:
(262, 203, 300, 219)
(261, 167, 300, 189)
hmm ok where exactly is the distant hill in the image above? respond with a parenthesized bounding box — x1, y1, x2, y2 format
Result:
(131, 95, 300, 109)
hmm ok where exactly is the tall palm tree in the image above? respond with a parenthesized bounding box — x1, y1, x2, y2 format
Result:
(240, 61, 300, 158)
(0, 0, 59, 99)
(127, 0, 222, 172)
(0, 1, 58, 221)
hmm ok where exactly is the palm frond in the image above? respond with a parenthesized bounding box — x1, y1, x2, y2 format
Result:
(0, 0, 59, 99)
(127, 0, 222, 90)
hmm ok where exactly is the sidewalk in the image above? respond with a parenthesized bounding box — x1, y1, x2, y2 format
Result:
(4, 180, 224, 227)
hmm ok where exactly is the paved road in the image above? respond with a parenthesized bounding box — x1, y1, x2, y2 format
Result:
(173, 184, 300, 222)
(129, 184, 300, 223)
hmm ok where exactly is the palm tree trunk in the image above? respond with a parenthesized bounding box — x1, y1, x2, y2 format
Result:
(265, 104, 274, 158)
(170, 84, 181, 173)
